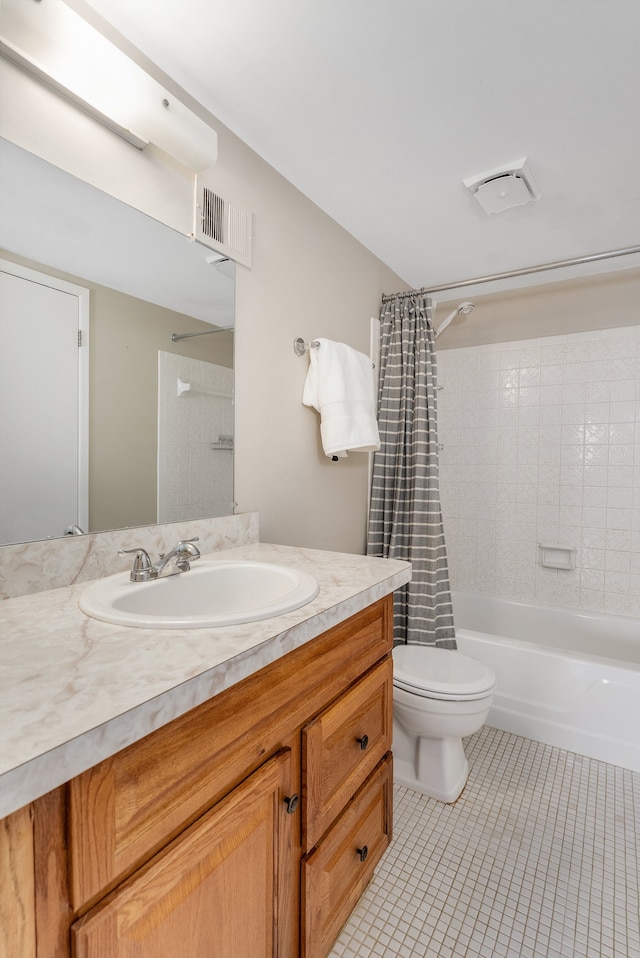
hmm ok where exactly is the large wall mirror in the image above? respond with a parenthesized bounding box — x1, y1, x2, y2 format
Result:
(0, 138, 235, 546)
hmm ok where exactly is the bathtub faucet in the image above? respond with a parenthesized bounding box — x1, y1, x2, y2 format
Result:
(119, 538, 201, 582)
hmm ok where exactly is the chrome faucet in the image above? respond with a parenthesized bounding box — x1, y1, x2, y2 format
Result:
(155, 538, 201, 578)
(119, 538, 201, 582)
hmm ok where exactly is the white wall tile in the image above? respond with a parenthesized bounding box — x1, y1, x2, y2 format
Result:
(438, 324, 640, 615)
(158, 352, 233, 523)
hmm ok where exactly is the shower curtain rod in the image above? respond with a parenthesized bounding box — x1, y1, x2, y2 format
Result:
(171, 327, 231, 342)
(381, 244, 640, 303)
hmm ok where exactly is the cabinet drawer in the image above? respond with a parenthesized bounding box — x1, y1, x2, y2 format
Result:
(302, 755, 393, 958)
(302, 657, 392, 851)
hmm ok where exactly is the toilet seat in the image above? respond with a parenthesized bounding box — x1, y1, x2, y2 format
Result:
(393, 645, 496, 701)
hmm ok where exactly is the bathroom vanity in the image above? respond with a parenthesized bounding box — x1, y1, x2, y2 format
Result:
(0, 542, 410, 958)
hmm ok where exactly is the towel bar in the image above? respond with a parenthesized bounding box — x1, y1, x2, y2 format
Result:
(293, 337, 320, 356)
(295, 336, 376, 369)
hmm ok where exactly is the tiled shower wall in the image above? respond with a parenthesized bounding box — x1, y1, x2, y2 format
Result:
(158, 351, 234, 523)
(437, 325, 640, 616)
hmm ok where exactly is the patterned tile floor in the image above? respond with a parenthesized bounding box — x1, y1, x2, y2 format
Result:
(329, 726, 640, 958)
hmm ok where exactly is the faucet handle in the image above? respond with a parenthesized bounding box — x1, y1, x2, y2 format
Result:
(175, 537, 201, 558)
(118, 547, 157, 582)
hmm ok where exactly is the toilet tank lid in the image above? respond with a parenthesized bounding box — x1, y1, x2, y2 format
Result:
(392, 645, 496, 696)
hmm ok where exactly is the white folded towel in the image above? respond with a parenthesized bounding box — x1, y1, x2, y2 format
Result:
(302, 338, 380, 458)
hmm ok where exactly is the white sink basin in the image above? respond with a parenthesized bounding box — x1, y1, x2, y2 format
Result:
(79, 560, 319, 629)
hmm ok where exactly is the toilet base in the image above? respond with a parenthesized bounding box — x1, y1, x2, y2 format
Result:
(394, 755, 469, 803)
(393, 726, 470, 803)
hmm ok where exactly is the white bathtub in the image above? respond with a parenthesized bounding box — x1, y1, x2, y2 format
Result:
(452, 592, 640, 773)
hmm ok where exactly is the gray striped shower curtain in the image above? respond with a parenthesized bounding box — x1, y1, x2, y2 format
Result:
(367, 293, 456, 648)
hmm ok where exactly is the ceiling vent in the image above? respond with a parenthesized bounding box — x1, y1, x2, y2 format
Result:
(193, 176, 253, 268)
(463, 158, 541, 215)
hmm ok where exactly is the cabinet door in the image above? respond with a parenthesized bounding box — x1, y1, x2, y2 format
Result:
(72, 750, 292, 958)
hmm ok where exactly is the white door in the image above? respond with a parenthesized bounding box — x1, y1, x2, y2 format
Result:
(0, 260, 89, 544)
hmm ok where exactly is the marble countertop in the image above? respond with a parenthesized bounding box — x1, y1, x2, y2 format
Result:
(0, 543, 410, 819)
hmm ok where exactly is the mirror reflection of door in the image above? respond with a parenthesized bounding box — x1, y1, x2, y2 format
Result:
(0, 260, 89, 545)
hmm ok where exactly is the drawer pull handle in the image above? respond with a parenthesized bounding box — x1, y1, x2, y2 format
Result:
(284, 793, 299, 815)
(356, 735, 369, 751)
(357, 845, 369, 863)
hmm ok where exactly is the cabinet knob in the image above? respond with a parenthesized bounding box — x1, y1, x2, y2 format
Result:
(284, 793, 299, 815)
(356, 734, 369, 751)
(357, 845, 369, 863)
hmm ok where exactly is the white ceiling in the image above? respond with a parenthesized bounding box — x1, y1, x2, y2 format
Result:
(83, 0, 640, 293)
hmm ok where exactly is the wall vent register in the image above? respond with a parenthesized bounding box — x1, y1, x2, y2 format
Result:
(193, 178, 253, 268)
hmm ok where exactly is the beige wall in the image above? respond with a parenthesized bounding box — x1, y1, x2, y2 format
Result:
(0, 22, 405, 554)
(434, 267, 640, 349)
(225, 146, 403, 553)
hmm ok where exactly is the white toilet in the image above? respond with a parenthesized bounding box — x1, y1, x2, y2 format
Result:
(392, 644, 496, 803)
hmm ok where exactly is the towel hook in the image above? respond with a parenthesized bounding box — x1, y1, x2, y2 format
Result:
(293, 337, 320, 356)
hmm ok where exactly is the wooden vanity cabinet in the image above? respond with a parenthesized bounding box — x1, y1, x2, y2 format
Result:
(1, 595, 394, 958)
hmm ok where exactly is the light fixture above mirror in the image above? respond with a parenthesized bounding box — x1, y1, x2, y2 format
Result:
(0, 0, 218, 171)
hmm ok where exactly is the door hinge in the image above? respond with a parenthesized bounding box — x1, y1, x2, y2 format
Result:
(78, 330, 83, 347)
